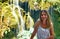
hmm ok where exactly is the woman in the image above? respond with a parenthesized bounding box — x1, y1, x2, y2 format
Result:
(30, 10, 54, 39)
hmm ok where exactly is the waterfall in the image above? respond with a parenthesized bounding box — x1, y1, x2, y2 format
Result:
(9, 0, 34, 39)
(13, 0, 25, 34)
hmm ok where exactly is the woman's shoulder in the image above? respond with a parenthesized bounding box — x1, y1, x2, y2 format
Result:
(34, 20, 40, 27)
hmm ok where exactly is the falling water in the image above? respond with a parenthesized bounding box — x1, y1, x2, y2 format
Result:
(17, 6, 25, 31)
(13, 0, 35, 39)
(13, 0, 19, 6)
(9, 0, 35, 39)
(12, 0, 25, 39)
(13, 0, 25, 34)
(10, 6, 18, 23)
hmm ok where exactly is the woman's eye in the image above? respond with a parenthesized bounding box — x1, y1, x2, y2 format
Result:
(41, 15, 43, 16)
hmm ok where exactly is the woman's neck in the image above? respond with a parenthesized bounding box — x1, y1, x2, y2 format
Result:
(42, 20, 47, 25)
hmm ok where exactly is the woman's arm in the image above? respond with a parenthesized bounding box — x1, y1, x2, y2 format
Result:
(47, 22, 54, 39)
(30, 21, 40, 39)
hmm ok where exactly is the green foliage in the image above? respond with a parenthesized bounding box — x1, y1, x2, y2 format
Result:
(2, 30, 16, 39)
(52, 2, 60, 39)
(0, 0, 2, 2)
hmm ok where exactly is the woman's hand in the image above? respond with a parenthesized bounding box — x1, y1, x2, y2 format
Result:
(30, 37, 33, 39)
(46, 36, 54, 39)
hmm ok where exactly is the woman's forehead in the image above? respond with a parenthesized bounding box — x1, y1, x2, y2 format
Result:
(41, 12, 47, 14)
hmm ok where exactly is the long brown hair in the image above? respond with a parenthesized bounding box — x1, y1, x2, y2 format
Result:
(40, 10, 51, 28)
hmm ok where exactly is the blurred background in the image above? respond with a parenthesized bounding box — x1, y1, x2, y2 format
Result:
(0, 0, 60, 39)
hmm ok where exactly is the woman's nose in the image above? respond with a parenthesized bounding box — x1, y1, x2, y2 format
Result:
(42, 15, 45, 17)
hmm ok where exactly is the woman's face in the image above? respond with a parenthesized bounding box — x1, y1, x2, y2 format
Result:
(41, 11, 48, 21)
